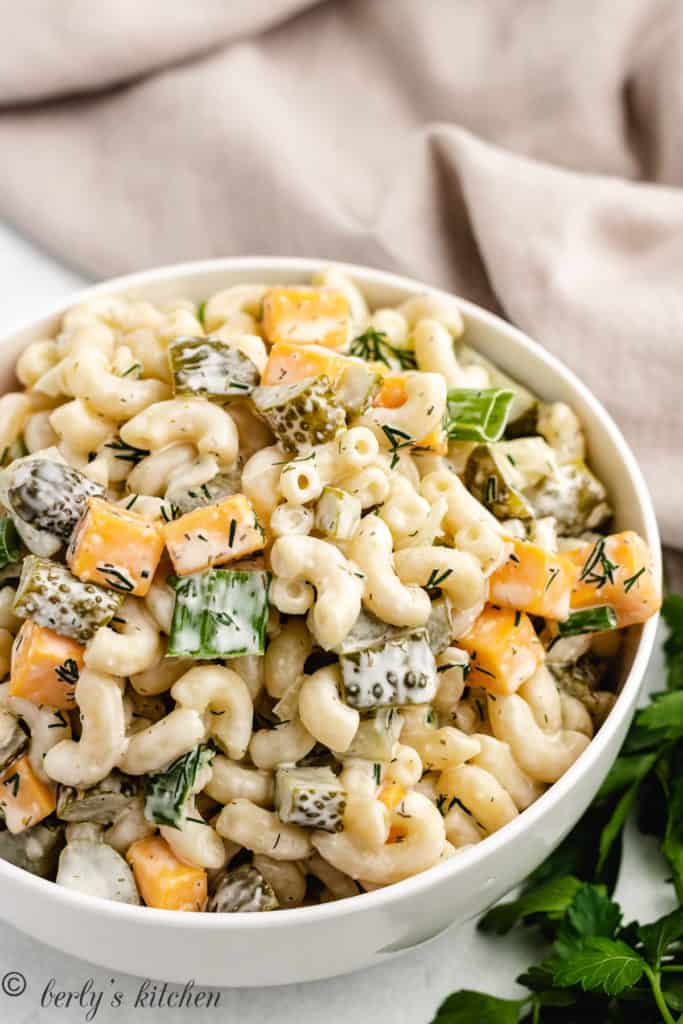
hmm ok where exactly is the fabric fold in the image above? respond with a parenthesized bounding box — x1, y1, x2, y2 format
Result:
(0, 0, 680, 550)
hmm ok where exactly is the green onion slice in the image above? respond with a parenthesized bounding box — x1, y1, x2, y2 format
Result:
(444, 388, 514, 443)
(557, 605, 617, 637)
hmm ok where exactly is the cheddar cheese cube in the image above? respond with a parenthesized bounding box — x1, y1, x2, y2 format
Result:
(489, 538, 580, 621)
(458, 605, 544, 695)
(374, 375, 447, 453)
(261, 341, 348, 387)
(162, 494, 264, 577)
(568, 531, 661, 627)
(10, 620, 84, 710)
(262, 287, 351, 350)
(67, 497, 164, 598)
(387, 824, 409, 844)
(0, 755, 56, 834)
(126, 835, 207, 912)
(377, 781, 407, 811)
(374, 375, 409, 410)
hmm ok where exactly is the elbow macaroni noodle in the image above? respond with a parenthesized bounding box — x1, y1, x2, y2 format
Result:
(350, 517, 431, 627)
(44, 670, 126, 789)
(0, 268, 659, 911)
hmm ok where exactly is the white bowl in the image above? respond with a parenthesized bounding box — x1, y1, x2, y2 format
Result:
(0, 258, 660, 986)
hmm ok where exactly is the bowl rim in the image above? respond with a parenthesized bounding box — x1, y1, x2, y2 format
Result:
(0, 256, 661, 931)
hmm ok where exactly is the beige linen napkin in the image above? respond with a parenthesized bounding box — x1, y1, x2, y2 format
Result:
(0, 0, 680, 561)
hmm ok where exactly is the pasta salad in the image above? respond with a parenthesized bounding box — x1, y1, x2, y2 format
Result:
(0, 268, 660, 913)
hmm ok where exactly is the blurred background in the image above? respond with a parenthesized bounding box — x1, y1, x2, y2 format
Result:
(0, 2, 680, 1019)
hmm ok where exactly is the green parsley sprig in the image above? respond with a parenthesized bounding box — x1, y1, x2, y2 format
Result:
(431, 594, 683, 1024)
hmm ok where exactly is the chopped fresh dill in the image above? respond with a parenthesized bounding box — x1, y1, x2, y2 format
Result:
(104, 439, 150, 465)
(349, 327, 416, 370)
(623, 566, 646, 593)
(545, 567, 560, 592)
(579, 538, 619, 589)
(425, 567, 453, 589)
(380, 424, 415, 468)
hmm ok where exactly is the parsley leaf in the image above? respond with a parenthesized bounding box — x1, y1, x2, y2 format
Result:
(662, 595, 683, 691)
(431, 991, 526, 1024)
(552, 937, 646, 996)
(564, 884, 622, 945)
(663, 773, 683, 903)
(633, 691, 683, 744)
(435, 596, 683, 1023)
(638, 906, 683, 968)
(479, 876, 583, 935)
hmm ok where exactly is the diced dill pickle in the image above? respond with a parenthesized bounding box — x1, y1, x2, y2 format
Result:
(296, 744, 338, 769)
(425, 597, 454, 655)
(548, 653, 615, 726)
(503, 405, 540, 439)
(0, 713, 28, 773)
(57, 771, 140, 824)
(13, 556, 123, 644)
(6, 457, 104, 545)
(529, 461, 611, 535)
(464, 444, 536, 519)
(144, 745, 213, 828)
(208, 864, 279, 913)
(251, 376, 346, 453)
(455, 343, 538, 434)
(343, 708, 403, 761)
(332, 608, 400, 655)
(168, 569, 271, 658)
(0, 517, 20, 569)
(0, 819, 63, 878)
(548, 651, 609, 691)
(275, 766, 346, 832)
(339, 629, 437, 709)
(169, 336, 259, 399)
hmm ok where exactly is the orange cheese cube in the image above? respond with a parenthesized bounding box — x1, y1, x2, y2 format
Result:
(568, 531, 661, 628)
(374, 375, 408, 410)
(374, 375, 446, 453)
(458, 605, 544, 695)
(416, 428, 448, 455)
(126, 835, 207, 912)
(378, 781, 407, 811)
(387, 824, 409, 844)
(10, 620, 84, 710)
(489, 539, 580, 621)
(374, 375, 445, 450)
(162, 493, 264, 576)
(0, 755, 56, 834)
(68, 497, 164, 598)
(261, 341, 348, 387)
(262, 287, 351, 350)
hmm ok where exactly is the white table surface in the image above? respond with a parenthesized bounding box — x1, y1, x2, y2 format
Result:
(0, 221, 673, 1023)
